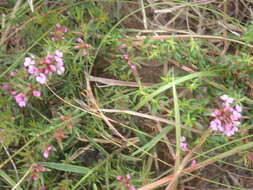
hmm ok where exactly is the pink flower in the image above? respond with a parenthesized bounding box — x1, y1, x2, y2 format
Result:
(117, 174, 136, 190)
(56, 63, 65, 75)
(10, 71, 17, 76)
(14, 93, 27, 107)
(210, 119, 221, 131)
(235, 105, 242, 112)
(49, 64, 56, 72)
(210, 95, 242, 136)
(191, 159, 197, 166)
(75, 38, 92, 56)
(27, 65, 38, 74)
(55, 50, 63, 58)
(43, 145, 54, 158)
(180, 136, 188, 151)
(116, 176, 123, 181)
(130, 64, 137, 70)
(36, 73, 47, 84)
(50, 24, 68, 41)
(2, 84, 10, 90)
(220, 94, 234, 105)
(123, 54, 129, 60)
(54, 56, 63, 65)
(76, 38, 83, 43)
(230, 111, 241, 120)
(24, 57, 35, 67)
(126, 174, 131, 180)
(43, 68, 50, 74)
(31, 163, 48, 181)
(32, 90, 41, 97)
(211, 109, 221, 117)
(11, 91, 17, 95)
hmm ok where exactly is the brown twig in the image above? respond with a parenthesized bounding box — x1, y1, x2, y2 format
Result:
(89, 75, 155, 87)
(85, 73, 127, 141)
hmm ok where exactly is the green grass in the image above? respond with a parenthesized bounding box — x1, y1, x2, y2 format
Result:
(1, 0, 253, 189)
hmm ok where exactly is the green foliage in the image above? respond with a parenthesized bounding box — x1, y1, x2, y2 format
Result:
(1, 1, 253, 190)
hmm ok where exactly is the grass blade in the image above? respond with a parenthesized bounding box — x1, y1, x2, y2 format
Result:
(133, 71, 216, 111)
(39, 162, 91, 174)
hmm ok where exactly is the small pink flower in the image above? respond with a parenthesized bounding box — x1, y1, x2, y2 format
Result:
(32, 90, 41, 97)
(43, 68, 50, 74)
(211, 109, 221, 117)
(49, 64, 56, 72)
(123, 54, 129, 60)
(14, 93, 27, 107)
(220, 94, 229, 101)
(116, 176, 123, 181)
(220, 94, 234, 104)
(2, 84, 10, 90)
(235, 105, 242, 112)
(31, 163, 48, 181)
(10, 71, 17, 76)
(126, 174, 131, 180)
(56, 63, 65, 75)
(56, 23, 67, 32)
(50, 24, 68, 41)
(231, 111, 241, 120)
(54, 56, 63, 65)
(24, 57, 35, 67)
(130, 64, 137, 70)
(11, 91, 17, 95)
(43, 145, 54, 158)
(180, 136, 188, 151)
(117, 174, 136, 190)
(76, 38, 83, 43)
(210, 119, 221, 131)
(28, 65, 38, 74)
(45, 57, 52, 64)
(36, 73, 47, 84)
(191, 159, 197, 166)
(55, 50, 63, 58)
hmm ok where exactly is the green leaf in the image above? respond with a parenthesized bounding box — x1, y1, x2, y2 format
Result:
(39, 162, 91, 174)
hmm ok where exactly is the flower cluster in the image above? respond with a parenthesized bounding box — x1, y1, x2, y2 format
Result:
(74, 38, 92, 56)
(2, 83, 41, 107)
(31, 163, 48, 181)
(210, 94, 242, 136)
(24, 50, 65, 85)
(50, 24, 68, 41)
(123, 53, 137, 70)
(117, 174, 136, 190)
